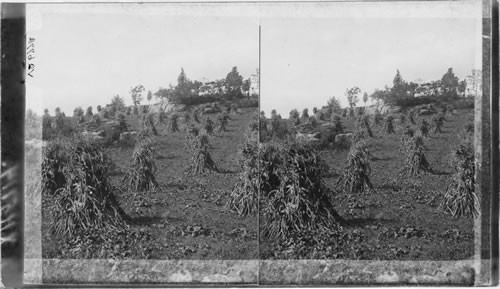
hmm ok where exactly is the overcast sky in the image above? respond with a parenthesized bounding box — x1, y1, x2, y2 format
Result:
(26, 4, 259, 115)
(260, 1, 482, 117)
(26, 1, 482, 117)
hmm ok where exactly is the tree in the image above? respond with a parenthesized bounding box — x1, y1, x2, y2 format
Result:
(73, 106, 84, 118)
(346, 86, 361, 108)
(110, 95, 125, 112)
(130, 85, 145, 107)
(85, 106, 93, 117)
(147, 90, 153, 104)
(441, 68, 459, 99)
(96, 105, 102, 112)
(175, 68, 192, 99)
(226, 66, 243, 96)
(362, 92, 368, 106)
(301, 108, 309, 119)
(327, 96, 342, 114)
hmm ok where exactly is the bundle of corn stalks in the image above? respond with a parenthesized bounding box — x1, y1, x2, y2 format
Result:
(183, 125, 200, 151)
(259, 141, 344, 240)
(158, 108, 167, 124)
(331, 115, 344, 133)
(204, 117, 214, 135)
(337, 141, 375, 194)
(226, 133, 259, 215)
(42, 136, 128, 237)
(141, 113, 158, 136)
(419, 118, 430, 137)
(116, 113, 128, 132)
(399, 113, 407, 129)
(408, 110, 417, 125)
(400, 135, 432, 176)
(216, 113, 228, 132)
(441, 143, 478, 217)
(123, 139, 159, 191)
(183, 113, 191, 127)
(431, 114, 443, 134)
(168, 114, 180, 133)
(193, 109, 201, 123)
(356, 115, 373, 138)
(348, 108, 355, 119)
(384, 115, 395, 134)
(186, 134, 218, 174)
(373, 109, 383, 126)
(399, 126, 415, 152)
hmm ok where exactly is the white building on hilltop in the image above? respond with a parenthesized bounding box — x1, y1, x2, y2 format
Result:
(465, 69, 481, 98)
(249, 68, 259, 96)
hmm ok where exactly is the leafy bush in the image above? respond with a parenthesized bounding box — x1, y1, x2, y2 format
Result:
(123, 139, 158, 191)
(336, 142, 375, 194)
(259, 141, 344, 240)
(42, 136, 128, 237)
(441, 143, 477, 217)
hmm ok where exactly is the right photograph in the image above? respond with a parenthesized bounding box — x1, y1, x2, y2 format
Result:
(258, 2, 482, 264)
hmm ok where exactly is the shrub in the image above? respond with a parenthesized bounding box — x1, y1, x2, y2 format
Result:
(259, 141, 344, 240)
(92, 114, 101, 126)
(42, 136, 128, 237)
(384, 115, 395, 134)
(168, 114, 180, 133)
(126, 106, 132, 115)
(400, 135, 432, 176)
(123, 139, 158, 191)
(336, 142, 375, 194)
(441, 143, 477, 217)
(158, 108, 167, 124)
(186, 134, 218, 174)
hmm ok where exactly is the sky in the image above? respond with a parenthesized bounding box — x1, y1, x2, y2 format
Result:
(26, 1, 482, 117)
(26, 3, 259, 115)
(260, 1, 482, 117)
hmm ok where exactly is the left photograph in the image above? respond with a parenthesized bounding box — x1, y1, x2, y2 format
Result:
(24, 3, 259, 269)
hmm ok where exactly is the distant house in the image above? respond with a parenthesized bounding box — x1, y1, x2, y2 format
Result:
(466, 69, 481, 98)
(249, 68, 259, 96)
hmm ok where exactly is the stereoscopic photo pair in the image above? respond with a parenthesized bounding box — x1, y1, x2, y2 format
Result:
(1, 0, 497, 287)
